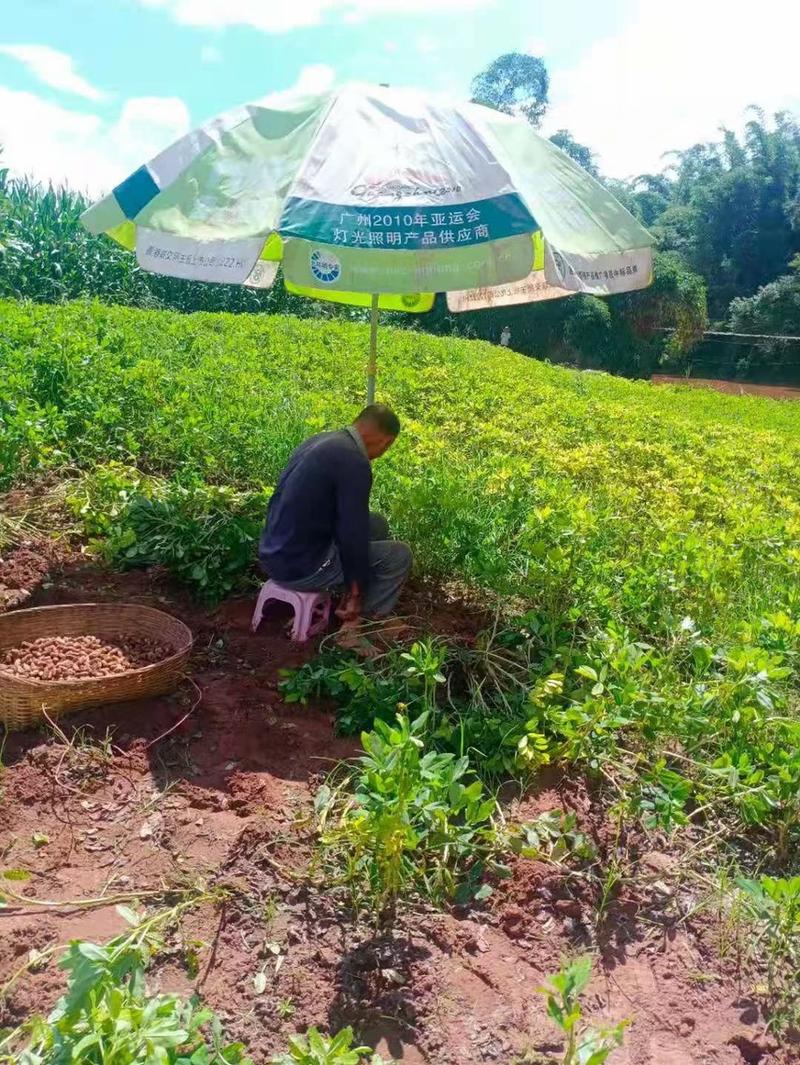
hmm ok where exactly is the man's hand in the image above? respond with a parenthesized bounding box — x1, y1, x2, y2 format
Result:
(335, 583, 362, 625)
(334, 583, 380, 659)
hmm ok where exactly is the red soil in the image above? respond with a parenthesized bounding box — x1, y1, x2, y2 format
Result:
(651, 375, 800, 401)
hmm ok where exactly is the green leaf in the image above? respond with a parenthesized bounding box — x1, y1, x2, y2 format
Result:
(2, 868, 31, 881)
(77, 942, 108, 961)
(575, 665, 598, 682)
(329, 1027, 355, 1053)
(546, 998, 565, 1028)
(116, 904, 141, 926)
(307, 1027, 328, 1057)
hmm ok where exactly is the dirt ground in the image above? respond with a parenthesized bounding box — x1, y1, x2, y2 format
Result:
(0, 545, 793, 1064)
(651, 375, 800, 401)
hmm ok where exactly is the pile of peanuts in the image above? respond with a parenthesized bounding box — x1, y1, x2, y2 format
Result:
(0, 634, 170, 681)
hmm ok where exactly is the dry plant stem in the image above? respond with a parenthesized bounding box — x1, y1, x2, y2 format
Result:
(141, 676, 204, 750)
(0, 885, 191, 911)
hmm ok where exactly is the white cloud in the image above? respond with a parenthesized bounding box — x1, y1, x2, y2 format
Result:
(416, 35, 438, 56)
(294, 63, 336, 95)
(545, 0, 800, 178)
(137, 0, 488, 33)
(384, 41, 397, 54)
(0, 86, 191, 195)
(0, 44, 106, 102)
(200, 44, 221, 63)
(261, 63, 336, 105)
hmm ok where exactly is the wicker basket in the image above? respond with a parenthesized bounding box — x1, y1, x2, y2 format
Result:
(0, 603, 193, 731)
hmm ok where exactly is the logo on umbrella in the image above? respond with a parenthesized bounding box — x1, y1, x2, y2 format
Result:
(310, 249, 342, 284)
(351, 175, 462, 203)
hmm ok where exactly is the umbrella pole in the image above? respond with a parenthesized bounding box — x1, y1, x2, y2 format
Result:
(366, 293, 379, 405)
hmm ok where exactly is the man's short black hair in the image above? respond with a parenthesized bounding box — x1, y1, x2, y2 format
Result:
(356, 404, 401, 437)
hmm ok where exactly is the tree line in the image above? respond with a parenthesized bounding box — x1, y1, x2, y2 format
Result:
(1, 53, 798, 381)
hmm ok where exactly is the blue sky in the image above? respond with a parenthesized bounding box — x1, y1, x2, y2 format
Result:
(1, 0, 798, 194)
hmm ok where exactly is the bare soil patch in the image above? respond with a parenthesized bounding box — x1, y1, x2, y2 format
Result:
(651, 375, 800, 401)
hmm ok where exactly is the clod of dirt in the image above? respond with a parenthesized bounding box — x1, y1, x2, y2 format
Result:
(0, 547, 50, 610)
(729, 1032, 778, 1064)
(554, 898, 582, 918)
(0, 634, 170, 680)
(736, 1000, 761, 1025)
(640, 850, 677, 875)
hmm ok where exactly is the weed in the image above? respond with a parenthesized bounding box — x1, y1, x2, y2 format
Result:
(263, 891, 280, 927)
(182, 937, 205, 980)
(536, 956, 628, 1065)
(277, 998, 296, 1021)
(270, 1026, 384, 1064)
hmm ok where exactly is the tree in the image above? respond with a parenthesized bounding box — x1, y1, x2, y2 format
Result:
(548, 130, 599, 177)
(471, 53, 549, 127)
(726, 257, 800, 378)
(652, 113, 800, 317)
(417, 253, 707, 378)
(729, 255, 800, 336)
(617, 174, 675, 228)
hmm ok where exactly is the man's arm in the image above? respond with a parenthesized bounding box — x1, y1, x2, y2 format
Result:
(333, 457, 372, 617)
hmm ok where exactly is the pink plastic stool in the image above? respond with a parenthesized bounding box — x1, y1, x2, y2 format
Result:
(251, 580, 331, 642)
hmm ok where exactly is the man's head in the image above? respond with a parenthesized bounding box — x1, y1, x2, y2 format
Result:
(354, 404, 400, 460)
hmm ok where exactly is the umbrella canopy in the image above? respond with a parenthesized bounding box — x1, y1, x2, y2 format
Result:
(81, 83, 654, 398)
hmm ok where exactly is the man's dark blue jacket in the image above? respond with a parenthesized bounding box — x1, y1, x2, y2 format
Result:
(259, 429, 371, 590)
